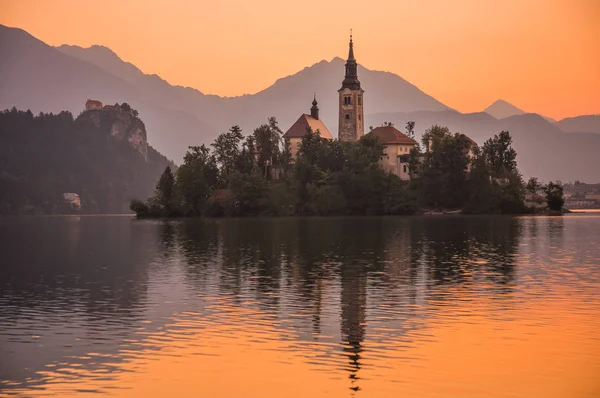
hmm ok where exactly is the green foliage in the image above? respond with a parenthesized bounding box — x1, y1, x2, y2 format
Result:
(545, 181, 565, 211)
(127, 117, 535, 218)
(155, 166, 175, 214)
(129, 199, 150, 217)
(526, 177, 543, 194)
(420, 131, 470, 209)
(405, 121, 416, 140)
(211, 125, 244, 186)
(228, 169, 270, 216)
(0, 108, 172, 214)
(176, 145, 218, 216)
(309, 183, 347, 215)
(483, 131, 517, 178)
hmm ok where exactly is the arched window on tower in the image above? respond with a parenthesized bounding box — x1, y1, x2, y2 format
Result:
(358, 96, 362, 105)
(345, 114, 350, 120)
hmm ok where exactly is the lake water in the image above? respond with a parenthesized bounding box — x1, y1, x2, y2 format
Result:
(1, 215, 599, 397)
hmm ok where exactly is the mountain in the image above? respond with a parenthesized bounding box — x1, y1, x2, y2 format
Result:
(556, 115, 600, 134)
(484, 99, 525, 119)
(56, 45, 450, 137)
(368, 111, 600, 182)
(2, 24, 599, 182)
(0, 107, 174, 214)
(0, 25, 213, 162)
(1, 24, 450, 162)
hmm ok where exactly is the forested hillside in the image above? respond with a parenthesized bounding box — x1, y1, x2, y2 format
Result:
(0, 108, 174, 214)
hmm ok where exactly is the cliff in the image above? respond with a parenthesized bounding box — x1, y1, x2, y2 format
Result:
(0, 108, 174, 214)
(77, 108, 148, 160)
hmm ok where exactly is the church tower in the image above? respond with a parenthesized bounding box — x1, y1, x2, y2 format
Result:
(338, 33, 364, 142)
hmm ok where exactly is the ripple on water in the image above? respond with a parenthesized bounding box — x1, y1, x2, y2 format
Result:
(0, 215, 599, 396)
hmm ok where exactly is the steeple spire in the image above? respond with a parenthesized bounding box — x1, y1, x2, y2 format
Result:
(341, 31, 360, 90)
(348, 29, 355, 61)
(310, 94, 319, 120)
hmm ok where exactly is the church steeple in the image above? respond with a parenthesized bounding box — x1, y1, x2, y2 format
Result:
(341, 31, 360, 91)
(348, 30, 355, 61)
(310, 94, 319, 120)
(338, 32, 364, 142)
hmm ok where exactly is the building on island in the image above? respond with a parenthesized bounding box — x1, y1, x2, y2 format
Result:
(366, 125, 417, 180)
(85, 99, 103, 111)
(283, 96, 332, 159)
(338, 33, 364, 142)
(62, 193, 81, 210)
(525, 192, 548, 210)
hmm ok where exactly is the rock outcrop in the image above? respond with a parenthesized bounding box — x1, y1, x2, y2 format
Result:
(79, 108, 148, 160)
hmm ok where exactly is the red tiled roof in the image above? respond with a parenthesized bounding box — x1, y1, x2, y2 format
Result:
(367, 126, 417, 145)
(463, 134, 477, 147)
(208, 189, 232, 202)
(283, 114, 333, 140)
(86, 99, 102, 106)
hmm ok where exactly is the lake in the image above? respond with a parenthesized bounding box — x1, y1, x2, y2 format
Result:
(1, 215, 599, 397)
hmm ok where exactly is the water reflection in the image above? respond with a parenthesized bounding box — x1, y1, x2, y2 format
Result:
(1, 216, 599, 396)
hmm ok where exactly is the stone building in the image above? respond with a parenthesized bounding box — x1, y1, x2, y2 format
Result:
(283, 96, 332, 160)
(338, 34, 364, 142)
(85, 99, 103, 111)
(367, 125, 417, 179)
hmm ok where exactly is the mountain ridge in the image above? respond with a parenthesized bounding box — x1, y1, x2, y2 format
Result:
(2, 24, 599, 182)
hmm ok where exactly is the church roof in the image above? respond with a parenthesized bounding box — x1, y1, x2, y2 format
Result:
(283, 114, 333, 139)
(368, 126, 417, 145)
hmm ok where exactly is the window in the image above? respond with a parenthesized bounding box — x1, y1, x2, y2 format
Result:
(403, 165, 407, 173)
(344, 96, 352, 105)
(358, 96, 362, 105)
(345, 114, 350, 120)
(358, 114, 361, 121)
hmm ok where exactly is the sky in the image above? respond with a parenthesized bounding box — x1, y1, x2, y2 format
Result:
(0, 0, 598, 119)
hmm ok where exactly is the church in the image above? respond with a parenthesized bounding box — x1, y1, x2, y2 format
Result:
(284, 33, 364, 147)
(284, 34, 418, 178)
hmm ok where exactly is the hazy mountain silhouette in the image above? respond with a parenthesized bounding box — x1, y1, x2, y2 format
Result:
(57, 45, 450, 135)
(1, 24, 599, 182)
(369, 111, 600, 182)
(484, 99, 525, 119)
(484, 99, 557, 124)
(556, 115, 600, 134)
(0, 25, 213, 162)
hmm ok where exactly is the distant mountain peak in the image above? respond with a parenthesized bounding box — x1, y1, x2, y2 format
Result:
(484, 99, 525, 119)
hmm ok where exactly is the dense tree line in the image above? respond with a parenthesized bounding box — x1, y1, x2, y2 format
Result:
(132, 118, 563, 218)
(0, 107, 173, 214)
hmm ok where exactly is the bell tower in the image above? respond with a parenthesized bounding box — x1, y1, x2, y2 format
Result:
(338, 32, 364, 142)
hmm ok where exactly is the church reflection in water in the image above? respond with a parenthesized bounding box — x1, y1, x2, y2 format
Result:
(169, 216, 522, 391)
(0, 216, 527, 393)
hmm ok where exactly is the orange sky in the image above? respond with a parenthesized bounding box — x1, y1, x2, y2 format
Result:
(1, 0, 599, 119)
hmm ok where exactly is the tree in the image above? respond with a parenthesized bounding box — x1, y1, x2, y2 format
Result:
(405, 121, 416, 140)
(155, 166, 175, 214)
(526, 177, 543, 194)
(545, 181, 565, 211)
(228, 169, 270, 216)
(176, 145, 218, 216)
(253, 117, 284, 179)
(419, 130, 470, 209)
(482, 131, 517, 178)
(211, 125, 244, 185)
(464, 146, 496, 214)
(422, 125, 450, 153)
